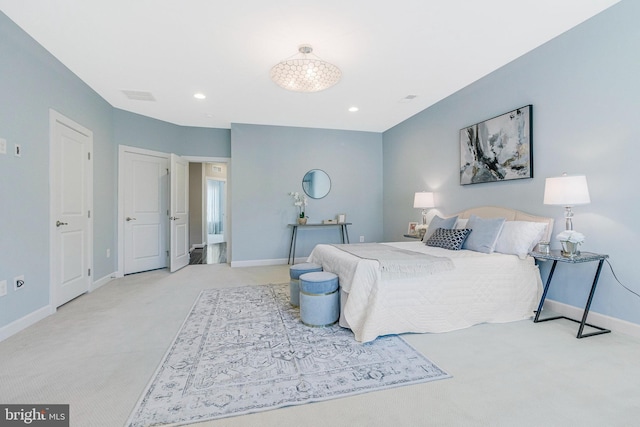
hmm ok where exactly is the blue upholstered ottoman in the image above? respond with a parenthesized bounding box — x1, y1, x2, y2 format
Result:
(299, 271, 340, 327)
(289, 263, 322, 307)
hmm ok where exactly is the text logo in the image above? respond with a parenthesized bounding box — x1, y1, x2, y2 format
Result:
(1, 405, 69, 426)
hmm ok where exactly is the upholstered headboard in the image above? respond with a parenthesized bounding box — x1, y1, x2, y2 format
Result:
(453, 206, 554, 243)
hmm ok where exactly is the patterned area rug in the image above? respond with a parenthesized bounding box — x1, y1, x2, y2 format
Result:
(126, 284, 450, 426)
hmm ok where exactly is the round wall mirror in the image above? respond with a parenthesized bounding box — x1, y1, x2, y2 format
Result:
(302, 169, 331, 199)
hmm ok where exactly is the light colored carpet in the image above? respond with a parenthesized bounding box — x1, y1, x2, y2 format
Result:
(126, 284, 449, 426)
(2, 264, 640, 427)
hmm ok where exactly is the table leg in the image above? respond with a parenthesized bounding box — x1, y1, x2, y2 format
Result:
(288, 226, 297, 265)
(344, 224, 350, 243)
(534, 260, 558, 322)
(576, 259, 610, 338)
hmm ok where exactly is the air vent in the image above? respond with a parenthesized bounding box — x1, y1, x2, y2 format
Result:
(122, 90, 156, 101)
(399, 94, 418, 103)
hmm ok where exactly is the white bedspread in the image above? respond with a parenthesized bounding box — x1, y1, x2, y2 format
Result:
(308, 241, 543, 343)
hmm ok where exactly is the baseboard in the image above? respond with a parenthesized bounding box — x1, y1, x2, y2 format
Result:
(544, 299, 640, 339)
(91, 272, 116, 292)
(230, 258, 289, 268)
(0, 305, 54, 342)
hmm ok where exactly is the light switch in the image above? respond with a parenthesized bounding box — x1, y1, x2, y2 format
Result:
(0, 280, 7, 297)
(0, 138, 6, 154)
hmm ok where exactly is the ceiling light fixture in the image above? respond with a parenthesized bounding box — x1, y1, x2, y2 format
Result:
(348, 106, 359, 112)
(193, 93, 206, 100)
(270, 45, 342, 93)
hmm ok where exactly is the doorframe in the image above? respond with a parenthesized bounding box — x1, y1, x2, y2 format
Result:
(183, 156, 231, 263)
(117, 145, 170, 277)
(49, 109, 94, 308)
(116, 149, 231, 276)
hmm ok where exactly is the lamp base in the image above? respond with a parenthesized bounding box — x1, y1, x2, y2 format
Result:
(561, 241, 580, 257)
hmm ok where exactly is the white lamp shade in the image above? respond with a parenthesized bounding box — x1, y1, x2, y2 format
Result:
(413, 192, 435, 208)
(543, 175, 591, 206)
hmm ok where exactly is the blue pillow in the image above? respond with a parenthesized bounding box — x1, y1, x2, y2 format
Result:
(462, 214, 506, 254)
(423, 215, 458, 241)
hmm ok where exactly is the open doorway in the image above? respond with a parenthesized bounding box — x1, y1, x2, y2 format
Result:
(189, 162, 228, 264)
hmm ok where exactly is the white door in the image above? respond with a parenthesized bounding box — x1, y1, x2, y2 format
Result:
(170, 154, 190, 272)
(123, 150, 169, 274)
(50, 110, 93, 307)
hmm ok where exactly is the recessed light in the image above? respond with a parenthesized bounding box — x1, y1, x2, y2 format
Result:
(194, 93, 206, 100)
(348, 106, 359, 112)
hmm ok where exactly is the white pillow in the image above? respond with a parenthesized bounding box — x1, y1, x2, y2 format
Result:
(455, 218, 468, 229)
(495, 221, 548, 259)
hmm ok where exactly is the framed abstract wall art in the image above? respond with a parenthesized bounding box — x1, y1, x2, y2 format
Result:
(460, 105, 532, 185)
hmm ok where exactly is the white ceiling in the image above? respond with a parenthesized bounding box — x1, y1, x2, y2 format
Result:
(0, 0, 619, 132)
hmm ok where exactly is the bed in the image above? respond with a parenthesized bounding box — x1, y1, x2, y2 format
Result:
(307, 206, 554, 342)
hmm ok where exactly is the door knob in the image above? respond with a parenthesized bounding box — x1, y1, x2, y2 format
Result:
(170, 216, 179, 221)
(126, 217, 137, 221)
(56, 220, 68, 227)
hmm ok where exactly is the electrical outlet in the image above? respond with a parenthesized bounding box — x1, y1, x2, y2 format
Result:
(106, 248, 111, 258)
(0, 280, 7, 297)
(14, 275, 25, 291)
(0, 138, 6, 154)
(359, 236, 365, 243)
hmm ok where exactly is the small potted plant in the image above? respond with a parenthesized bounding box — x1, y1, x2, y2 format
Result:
(556, 230, 585, 257)
(289, 191, 308, 224)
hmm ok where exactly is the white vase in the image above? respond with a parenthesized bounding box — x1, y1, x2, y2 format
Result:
(297, 217, 307, 225)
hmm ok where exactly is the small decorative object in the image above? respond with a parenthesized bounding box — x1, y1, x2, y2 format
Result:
(537, 241, 550, 254)
(289, 191, 308, 222)
(337, 213, 346, 223)
(415, 224, 428, 239)
(323, 219, 337, 224)
(407, 222, 418, 236)
(460, 105, 532, 185)
(556, 230, 585, 257)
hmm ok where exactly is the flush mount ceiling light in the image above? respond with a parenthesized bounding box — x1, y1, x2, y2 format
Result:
(270, 45, 342, 93)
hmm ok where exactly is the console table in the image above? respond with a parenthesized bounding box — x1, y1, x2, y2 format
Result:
(530, 250, 610, 338)
(288, 223, 351, 264)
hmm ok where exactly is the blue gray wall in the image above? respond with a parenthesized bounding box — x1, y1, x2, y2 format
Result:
(382, 0, 640, 326)
(0, 11, 231, 330)
(0, 11, 114, 327)
(231, 124, 383, 264)
(113, 109, 230, 157)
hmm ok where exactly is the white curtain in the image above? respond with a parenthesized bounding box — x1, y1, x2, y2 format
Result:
(207, 179, 224, 235)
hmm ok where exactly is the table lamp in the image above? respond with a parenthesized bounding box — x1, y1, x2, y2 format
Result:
(413, 192, 435, 225)
(543, 173, 590, 230)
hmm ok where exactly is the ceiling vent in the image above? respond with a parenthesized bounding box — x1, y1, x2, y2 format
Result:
(399, 94, 418, 103)
(122, 90, 156, 101)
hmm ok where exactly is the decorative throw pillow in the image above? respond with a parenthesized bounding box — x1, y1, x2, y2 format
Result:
(495, 221, 548, 259)
(425, 228, 471, 251)
(462, 214, 506, 254)
(422, 215, 458, 241)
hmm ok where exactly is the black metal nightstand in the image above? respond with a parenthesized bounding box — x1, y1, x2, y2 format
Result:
(530, 250, 610, 338)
